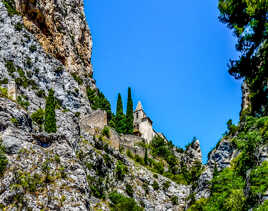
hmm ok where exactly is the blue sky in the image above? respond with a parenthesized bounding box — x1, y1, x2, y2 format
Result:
(84, 0, 242, 162)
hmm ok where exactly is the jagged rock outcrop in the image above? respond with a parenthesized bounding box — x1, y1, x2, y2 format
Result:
(207, 139, 236, 171)
(194, 139, 236, 200)
(181, 140, 202, 167)
(241, 81, 250, 114)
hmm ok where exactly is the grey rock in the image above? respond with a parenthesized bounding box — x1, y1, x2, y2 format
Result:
(208, 139, 234, 171)
(2, 127, 29, 154)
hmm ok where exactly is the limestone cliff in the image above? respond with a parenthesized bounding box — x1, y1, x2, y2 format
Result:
(14, 0, 95, 88)
(1, 0, 267, 210)
(0, 1, 193, 210)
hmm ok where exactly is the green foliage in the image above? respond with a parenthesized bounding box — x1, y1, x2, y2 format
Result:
(150, 136, 171, 160)
(135, 141, 146, 148)
(54, 155, 60, 164)
(109, 191, 143, 211)
(125, 87, 134, 134)
(75, 112, 80, 118)
(89, 176, 105, 199)
(13, 171, 43, 193)
(163, 172, 188, 185)
(115, 93, 126, 134)
(152, 180, 159, 190)
(144, 148, 148, 165)
(0, 146, 8, 176)
(153, 174, 158, 178)
(162, 180, 171, 191)
(26, 57, 32, 68)
(254, 200, 268, 211)
(115, 160, 128, 180)
(188, 198, 208, 211)
(101, 126, 110, 138)
(218, 0, 268, 116)
(29, 45, 37, 53)
(134, 154, 145, 165)
(142, 182, 149, 195)
(194, 167, 246, 211)
(5, 60, 36, 89)
(44, 89, 57, 133)
(36, 89, 46, 98)
(181, 160, 203, 186)
(126, 184, 134, 197)
(170, 196, 178, 205)
(150, 136, 178, 168)
(10, 117, 18, 125)
(248, 161, 268, 206)
(175, 147, 184, 153)
(231, 117, 267, 177)
(149, 135, 179, 173)
(31, 108, 45, 126)
(5, 60, 16, 74)
(71, 73, 83, 85)
(14, 23, 23, 31)
(126, 149, 134, 159)
(86, 87, 112, 121)
(0, 87, 8, 98)
(90, 184, 105, 199)
(226, 119, 238, 135)
(3, 0, 19, 16)
(218, 0, 268, 78)
(197, 116, 268, 210)
(0, 78, 8, 85)
(17, 95, 30, 110)
(152, 160, 164, 174)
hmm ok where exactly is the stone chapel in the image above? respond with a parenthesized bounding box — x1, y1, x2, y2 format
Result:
(133, 101, 156, 143)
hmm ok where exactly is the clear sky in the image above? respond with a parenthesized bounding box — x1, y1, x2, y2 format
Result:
(84, 0, 242, 162)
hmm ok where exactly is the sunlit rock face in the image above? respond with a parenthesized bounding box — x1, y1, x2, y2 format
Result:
(14, 0, 95, 89)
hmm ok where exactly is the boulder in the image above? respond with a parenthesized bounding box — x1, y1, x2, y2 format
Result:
(2, 127, 25, 154)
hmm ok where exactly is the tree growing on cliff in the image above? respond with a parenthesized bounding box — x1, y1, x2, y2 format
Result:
(86, 87, 112, 121)
(125, 87, 134, 134)
(218, 0, 268, 79)
(44, 89, 57, 133)
(115, 93, 126, 134)
(218, 0, 268, 115)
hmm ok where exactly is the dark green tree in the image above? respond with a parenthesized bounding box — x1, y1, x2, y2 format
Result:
(86, 87, 112, 122)
(115, 93, 126, 134)
(125, 87, 134, 134)
(218, 0, 268, 116)
(116, 93, 123, 115)
(218, 0, 268, 79)
(44, 89, 57, 133)
(144, 148, 148, 165)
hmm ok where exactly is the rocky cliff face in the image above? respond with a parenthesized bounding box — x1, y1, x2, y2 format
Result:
(0, 1, 193, 210)
(1, 0, 267, 210)
(14, 0, 95, 89)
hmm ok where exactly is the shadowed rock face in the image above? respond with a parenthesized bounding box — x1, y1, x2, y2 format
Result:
(14, 0, 94, 85)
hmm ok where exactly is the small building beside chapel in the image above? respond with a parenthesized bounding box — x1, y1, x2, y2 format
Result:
(133, 101, 156, 143)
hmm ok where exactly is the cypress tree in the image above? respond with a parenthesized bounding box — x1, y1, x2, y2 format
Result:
(144, 148, 148, 166)
(116, 93, 123, 116)
(44, 89, 57, 133)
(125, 87, 134, 134)
(115, 93, 126, 134)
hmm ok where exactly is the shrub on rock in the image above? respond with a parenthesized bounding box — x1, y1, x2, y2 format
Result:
(44, 89, 57, 133)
